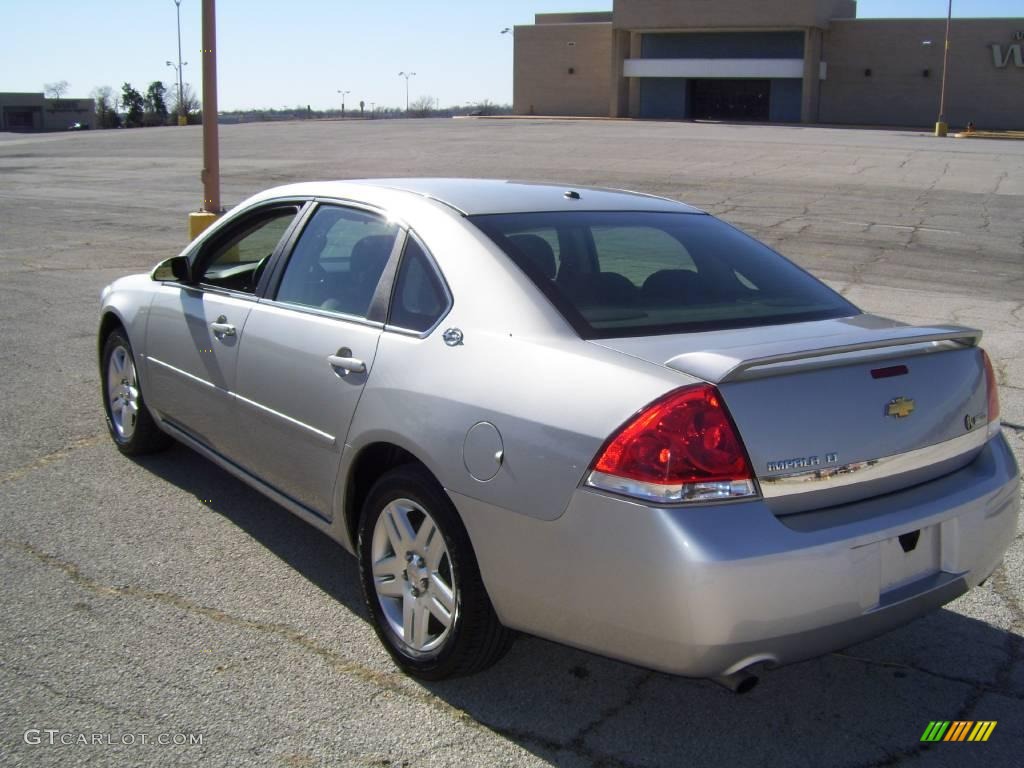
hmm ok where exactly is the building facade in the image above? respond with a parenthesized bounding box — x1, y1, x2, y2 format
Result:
(513, 1, 1024, 129)
(0, 93, 96, 132)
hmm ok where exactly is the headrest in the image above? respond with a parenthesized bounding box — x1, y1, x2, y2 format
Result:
(562, 272, 638, 306)
(508, 233, 557, 280)
(642, 269, 702, 302)
(350, 235, 395, 279)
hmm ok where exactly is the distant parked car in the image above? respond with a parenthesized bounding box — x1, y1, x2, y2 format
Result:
(98, 179, 1019, 688)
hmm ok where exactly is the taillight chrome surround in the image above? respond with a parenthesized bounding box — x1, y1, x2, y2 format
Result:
(585, 471, 757, 504)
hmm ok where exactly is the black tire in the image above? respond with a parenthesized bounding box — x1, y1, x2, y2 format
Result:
(101, 328, 171, 455)
(357, 464, 513, 680)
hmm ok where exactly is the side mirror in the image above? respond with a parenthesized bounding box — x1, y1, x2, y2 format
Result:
(152, 255, 194, 284)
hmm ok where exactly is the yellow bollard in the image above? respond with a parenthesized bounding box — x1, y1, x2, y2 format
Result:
(178, 115, 188, 126)
(934, 121, 948, 137)
(188, 211, 220, 240)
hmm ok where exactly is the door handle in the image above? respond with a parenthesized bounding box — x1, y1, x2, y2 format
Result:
(210, 316, 236, 337)
(327, 348, 366, 375)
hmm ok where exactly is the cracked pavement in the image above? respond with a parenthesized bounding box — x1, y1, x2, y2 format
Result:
(0, 120, 1022, 767)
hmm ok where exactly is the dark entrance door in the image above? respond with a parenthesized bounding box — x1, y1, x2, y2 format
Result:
(690, 79, 770, 121)
(3, 109, 37, 131)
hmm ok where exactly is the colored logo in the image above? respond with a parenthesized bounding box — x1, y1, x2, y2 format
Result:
(920, 721, 997, 742)
(885, 397, 915, 419)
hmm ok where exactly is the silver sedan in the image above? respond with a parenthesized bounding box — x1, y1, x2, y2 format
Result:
(99, 179, 1020, 690)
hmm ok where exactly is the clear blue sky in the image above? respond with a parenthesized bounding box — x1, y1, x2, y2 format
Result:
(0, 1, 1018, 110)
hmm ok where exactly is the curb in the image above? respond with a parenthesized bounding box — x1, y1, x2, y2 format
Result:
(952, 131, 1024, 141)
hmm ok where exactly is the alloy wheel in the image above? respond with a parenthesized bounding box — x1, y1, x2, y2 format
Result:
(107, 344, 139, 440)
(370, 498, 457, 653)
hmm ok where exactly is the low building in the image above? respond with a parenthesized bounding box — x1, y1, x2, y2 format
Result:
(513, 1, 1024, 129)
(0, 92, 96, 132)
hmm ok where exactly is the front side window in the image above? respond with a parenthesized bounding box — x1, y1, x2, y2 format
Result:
(387, 238, 449, 332)
(471, 211, 858, 338)
(275, 205, 399, 318)
(199, 206, 299, 293)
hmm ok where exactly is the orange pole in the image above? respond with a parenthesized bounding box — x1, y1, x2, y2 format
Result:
(937, 0, 952, 124)
(201, 0, 221, 212)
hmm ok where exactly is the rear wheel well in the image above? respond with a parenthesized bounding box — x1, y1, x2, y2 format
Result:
(344, 443, 427, 547)
(98, 312, 125, 360)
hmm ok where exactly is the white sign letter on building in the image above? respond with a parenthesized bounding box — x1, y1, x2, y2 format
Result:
(991, 44, 1024, 68)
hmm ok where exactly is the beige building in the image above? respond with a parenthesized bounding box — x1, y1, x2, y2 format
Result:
(514, 1, 1024, 129)
(0, 93, 96, 132)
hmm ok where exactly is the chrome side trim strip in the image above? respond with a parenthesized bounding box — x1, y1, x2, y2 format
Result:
(759, 429, 988, 498)
(147, 356, 216, 389)
(148, 356, 335, 444)
(256, 298, 385, 330)
(233, 393, 336, 444)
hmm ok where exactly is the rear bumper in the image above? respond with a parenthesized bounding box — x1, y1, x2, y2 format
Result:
(454, 433, 1020, 677)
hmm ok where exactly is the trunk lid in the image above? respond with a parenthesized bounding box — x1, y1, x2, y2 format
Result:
(593, 315, 990, 514)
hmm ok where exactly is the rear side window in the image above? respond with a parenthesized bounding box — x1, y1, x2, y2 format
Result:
(388, 238, 449, 332)
(471, 211, 857, 338)
(275, 205, 399, 318)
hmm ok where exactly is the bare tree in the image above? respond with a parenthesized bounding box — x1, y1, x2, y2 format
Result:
(91, 86, 121, 128)
(408, 95, 436, 118)
(170, 82, 201, 122)
(44, 80, 70, 98)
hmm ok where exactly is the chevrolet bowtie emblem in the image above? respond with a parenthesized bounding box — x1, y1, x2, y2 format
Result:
(886, 397, 915, 419)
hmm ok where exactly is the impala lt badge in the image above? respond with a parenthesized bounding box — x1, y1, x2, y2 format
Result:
(767, 452, 839, 473)
(886, 397, 915, 419)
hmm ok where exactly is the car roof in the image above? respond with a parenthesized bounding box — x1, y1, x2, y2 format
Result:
(252, 178, 703, 216)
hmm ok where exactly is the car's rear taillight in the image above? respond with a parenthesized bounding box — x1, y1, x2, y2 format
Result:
(982, 350, 1001, 434)
(586, 384, 757, 503)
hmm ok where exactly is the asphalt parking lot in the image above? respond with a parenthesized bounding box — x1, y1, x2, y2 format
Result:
(1, 118, 1022, 767)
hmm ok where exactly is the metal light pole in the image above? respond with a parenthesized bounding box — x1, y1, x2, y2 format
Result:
(398, 71, 416, 115)
(166, 60, 188, 118)
(337, 89, 350, 117)
(172, 0, 187, 125)
(935, 0, 953, 136)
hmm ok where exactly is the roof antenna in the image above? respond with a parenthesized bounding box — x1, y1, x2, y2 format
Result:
(564, 190, 581, 200)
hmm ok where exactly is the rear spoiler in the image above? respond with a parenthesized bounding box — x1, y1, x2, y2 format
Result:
(666, 325, 982, 383)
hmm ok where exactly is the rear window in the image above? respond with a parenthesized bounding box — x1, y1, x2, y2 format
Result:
(470, 211, 857, 339)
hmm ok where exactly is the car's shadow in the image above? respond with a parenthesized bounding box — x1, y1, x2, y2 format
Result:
(135, 444, 1024, 767)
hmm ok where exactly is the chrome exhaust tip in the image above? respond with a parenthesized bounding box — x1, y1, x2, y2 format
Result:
(712, 669, 759, 694)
